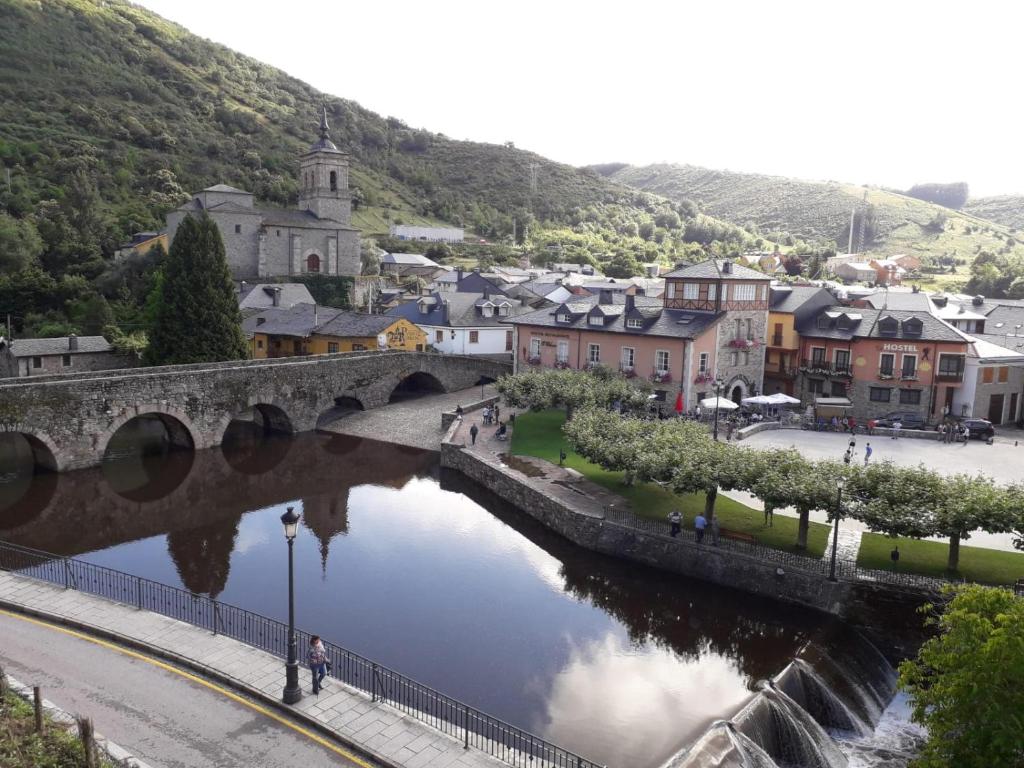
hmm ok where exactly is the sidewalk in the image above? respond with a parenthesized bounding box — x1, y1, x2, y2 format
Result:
(0, 570, 504, 768)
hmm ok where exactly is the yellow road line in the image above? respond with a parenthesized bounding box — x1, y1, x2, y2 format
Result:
(0, 608, 375, 768)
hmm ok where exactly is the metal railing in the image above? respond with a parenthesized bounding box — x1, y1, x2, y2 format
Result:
(0, 541, 603, 768)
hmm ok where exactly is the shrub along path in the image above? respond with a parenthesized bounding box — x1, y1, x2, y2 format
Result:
(509, 409, 831, 558)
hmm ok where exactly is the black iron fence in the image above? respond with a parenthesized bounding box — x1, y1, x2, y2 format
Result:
(0, 541, 603, 768)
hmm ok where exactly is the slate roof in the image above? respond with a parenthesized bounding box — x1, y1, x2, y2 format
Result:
(257, 207, 357, 230)
(3, 336, 113, 357)
(382, 253, 440, 267)
(663, 259, 770, 281)
(386, 292, 532, 328)
(242, 303, 344, 337)
(798, 306, 967, 342)
(506, 294, 721, 340)
(769, 285, 836, 315)
(862, 291, 933, 311)
(983, 304, 1024, 334)
(968, 334, 1024, 359)
(238, 283, 316, 311)
(314, 312, 401, 337)
(204, 184, 250, 194)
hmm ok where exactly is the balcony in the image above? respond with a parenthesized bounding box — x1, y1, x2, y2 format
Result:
(764, 364, 798, 379)
(936, 369, 964, 383)
(900, 370, 919, 381)
(800, 359, 852, 377)
(770, 334, 785, 347)
(878, 368, 895, 380)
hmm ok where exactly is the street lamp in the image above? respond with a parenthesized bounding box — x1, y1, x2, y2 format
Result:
(281, 506, 302, 704)
(712, 378, 724, 441)
(828, 478, 845, 582)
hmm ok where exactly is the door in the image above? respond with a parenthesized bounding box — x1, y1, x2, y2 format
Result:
(731, 385, 743, 404)
(988, 393, 1005, 424)
(1010, 392, 1019, 423)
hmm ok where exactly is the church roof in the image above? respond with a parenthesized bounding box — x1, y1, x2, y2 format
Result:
(203, 184, 250, 194)
(305, 106, 344, 154)
(256, 207, 359, 230)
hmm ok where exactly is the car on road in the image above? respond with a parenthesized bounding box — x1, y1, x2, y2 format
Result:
(875, 412, 927, 430)
(959, 418, 996, 440)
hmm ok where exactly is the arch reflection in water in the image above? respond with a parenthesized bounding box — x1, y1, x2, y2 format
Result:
(0, 435, 58, 530)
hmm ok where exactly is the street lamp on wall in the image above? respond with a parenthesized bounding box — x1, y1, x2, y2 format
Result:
(281, 506, 302, 704)
(828, 478, 845, 582)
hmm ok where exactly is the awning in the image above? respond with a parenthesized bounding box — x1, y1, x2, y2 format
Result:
(701, 396, 739, 410)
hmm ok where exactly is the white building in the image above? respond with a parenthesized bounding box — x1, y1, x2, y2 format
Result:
(389, 225, 464, 243)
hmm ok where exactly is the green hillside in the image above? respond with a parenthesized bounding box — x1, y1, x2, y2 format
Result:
(963, 195, 1024, 231)
(603, 164, 1024, 286)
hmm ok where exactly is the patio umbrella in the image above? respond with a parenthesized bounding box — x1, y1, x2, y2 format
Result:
(674, 391, 684, 414)
(765, 393, 801, 405)
(700, 396, 739, 410)
(741, 395, 773, 406)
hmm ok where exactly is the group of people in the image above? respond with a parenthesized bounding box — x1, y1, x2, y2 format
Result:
(462, 402, 512, 445)
(667, 510, 721, 545)
(937, 421, 969, 444)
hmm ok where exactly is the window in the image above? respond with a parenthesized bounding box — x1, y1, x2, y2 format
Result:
(735, 318, 743, 339)
(327, 342, 339, 354)
(588, 343, 600, 364)
(32, 356, 41, 369)
(469, 330, 480, 344)
(707, 284, 717, 301)
(730, 351, 738, 366)
(682, 283, 699, 300)
(61, 354, 72, 367)
(352, 343, 366, 351)
(869, 387, 891, 402)
(435, 330, 444, 344)
(999, 366, 1009, 382)
(234, 224, 241, 234)
(588, 315, 603, 326)
(626, 318, 642, 329)
(733, 284, 756, 301)
(257, 339, 264, 350)
(830, 381, 847, 397)
(744, 351, 751, 365)
(938, 355, 964, 376)
(900, 389, 922, 405)
(698, 352, 708, 374)
(834, 350, 851, 372)
(557, 313, 570, 323)
(656, 350, 670, 373)
(530, 338, 541, 358)
(745, 318, 752, 340)
(759, 285, 767, 301)
(306, 253, 321, 273)
(808, 378, 825, 395)
(811, 347, 826, 365)
(666, 283, 676, 299)
(879, 353, 895, 376)
(901, 354, 917, 378)
(878, 317, 898, 336)
(772, 323, 783, 346)
(277, 230, 281, 236)
(498, 304, 510, 317)
(557, 340, 569, 363)
(982, 367, 994, 383)
(620, 346, 635, 370)
(329, 170, 338, 191)
(506, 330, 513, 351)
(721, 284, 729, 301)
(481, 305, 494, 317)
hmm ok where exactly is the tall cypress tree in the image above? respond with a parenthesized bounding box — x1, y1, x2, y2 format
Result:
(146, 214, 247, 365)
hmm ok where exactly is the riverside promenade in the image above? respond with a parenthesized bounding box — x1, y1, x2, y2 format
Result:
(0, 569, 506, 768)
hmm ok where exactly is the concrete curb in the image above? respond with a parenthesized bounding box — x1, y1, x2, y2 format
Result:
(3, 670, 153, 768)
(0, 597, 401, 768)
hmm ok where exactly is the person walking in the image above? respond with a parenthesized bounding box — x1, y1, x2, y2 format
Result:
(469, 423, 479, 445)
(668, 510, 682, 538)
(867, 418, 877, 436)
(710, 515, 721, 546)
(864, 442, 873, 464)
(493, 404, 500, 422)
(726, 421, 734, 442)
(694, 513, 707, 543)
(891, 419, 901, 439)
(307, 635, 328, 695)
(848, 435, 857, 452)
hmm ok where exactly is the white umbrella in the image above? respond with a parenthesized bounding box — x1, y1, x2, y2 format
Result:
(741, 395, 773, 405)
(700, 396, 739, 410)
(765, 393, 801, 405)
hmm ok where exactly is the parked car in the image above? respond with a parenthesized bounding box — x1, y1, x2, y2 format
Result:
(960, 418, 995, 440)
(875, 412, 927, 429)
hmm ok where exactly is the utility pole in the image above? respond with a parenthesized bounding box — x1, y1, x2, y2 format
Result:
(847, 208, 856, 255)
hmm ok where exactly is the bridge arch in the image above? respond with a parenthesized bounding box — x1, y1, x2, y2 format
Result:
(100, 406, 198, 462)
(0, 430, 61, 474)
(219, 402, 295, 443)
(316, 396, 365, 430)
(388, 371, 446, 403)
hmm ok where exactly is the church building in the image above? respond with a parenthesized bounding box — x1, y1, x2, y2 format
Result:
(166, 109, 361, 280)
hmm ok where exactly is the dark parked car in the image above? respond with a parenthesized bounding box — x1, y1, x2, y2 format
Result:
(960, 418, 995, 440)
(875, 412, 927, 429)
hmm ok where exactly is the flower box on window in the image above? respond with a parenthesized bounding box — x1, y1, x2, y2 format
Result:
(554, 360, 571, 369)
(728, 338, 761, 349)
(694, 373, 715, 384)
(527, 355, 542, 366)
(651, 370, 672, 383)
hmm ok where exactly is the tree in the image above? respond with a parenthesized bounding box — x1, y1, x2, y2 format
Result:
(748, 448, 814, 525)
(0, 212, 43, 272)
(899, 584, 1024, 768)
(145, 214, 247, 365)
(932, 474, 1014, 573)
(497, 368, 652, 421)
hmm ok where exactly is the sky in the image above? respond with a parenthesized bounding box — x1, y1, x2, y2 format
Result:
(136, 0, 1024, 197)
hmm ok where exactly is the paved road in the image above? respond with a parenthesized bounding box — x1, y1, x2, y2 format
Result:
(0, 611, 375, 768)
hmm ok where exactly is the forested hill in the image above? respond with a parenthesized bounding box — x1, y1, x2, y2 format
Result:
(963, 195, 1024, 231)
(601, 163, 1024, 265)
(0, 0, 755, 287)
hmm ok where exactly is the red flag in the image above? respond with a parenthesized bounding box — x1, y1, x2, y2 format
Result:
(674, 391, 684, 414)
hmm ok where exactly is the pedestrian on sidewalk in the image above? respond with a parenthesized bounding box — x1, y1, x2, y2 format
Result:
(493, 404, 500, 421)
(469, 423, 479, 445)
(726, 422, 734, 441)
(848, 435, 857, 452)
(668, 510, 682, 537)
(891, 419, 901, 439)
(694, 513, 707, 543)
(864, 442, 872, 464)
(764, 505, 774, 527)
(710, 515, 720, 546)
(308, 635, 328, 695)
(455, 404, 464, 417)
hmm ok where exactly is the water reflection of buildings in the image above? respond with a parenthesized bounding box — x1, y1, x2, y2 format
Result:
(1, 432, 437, 595)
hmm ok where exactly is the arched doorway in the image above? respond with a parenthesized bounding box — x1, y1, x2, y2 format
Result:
(306, 253, 321, 273)
(388, 372, 446, 403)
(731, 385, 744, 405)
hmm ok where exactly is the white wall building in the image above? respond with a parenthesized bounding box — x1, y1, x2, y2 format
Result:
(389, 225, 464, 243)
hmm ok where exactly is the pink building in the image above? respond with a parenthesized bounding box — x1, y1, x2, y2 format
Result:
(506, 259, 771, 410)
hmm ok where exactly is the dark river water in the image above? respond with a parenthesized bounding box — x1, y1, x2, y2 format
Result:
(0, 426, 831, 768)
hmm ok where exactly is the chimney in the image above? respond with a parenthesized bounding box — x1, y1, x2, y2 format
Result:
(482, 286, 490, 300)
(313, 304, 318, 327)
(598, 289, 613, 305)
(457, 268, 464, 282)
(721, 260, 732, 274)
(271, 286, 282, 307)
(625, 295, 635, 312)
(68, 334, 78, 351)
(972, 295, 985, 306)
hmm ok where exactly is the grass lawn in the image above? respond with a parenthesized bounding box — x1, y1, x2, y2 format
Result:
(858, 533, 1024, 586)
(510, 409, 830, 557)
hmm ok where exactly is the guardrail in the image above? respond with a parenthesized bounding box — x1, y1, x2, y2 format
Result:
(0, 541, 603, 768)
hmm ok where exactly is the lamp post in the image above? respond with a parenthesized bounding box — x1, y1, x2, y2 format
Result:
(281, 506, 302, 704)
(712, 378, 724, 441)
(828, 478, 844, 582)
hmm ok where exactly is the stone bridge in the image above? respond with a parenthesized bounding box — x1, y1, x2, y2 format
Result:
(0, 351, 510, 472)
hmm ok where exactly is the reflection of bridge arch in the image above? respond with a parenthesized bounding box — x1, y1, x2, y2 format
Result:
(0, 430, 60, 473)
(100, 405, 198, 461)
(388, 371, 446, 403)
(215, 401, 295, 443)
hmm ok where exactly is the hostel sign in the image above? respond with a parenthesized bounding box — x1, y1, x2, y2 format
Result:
(881, 343, 918, 352)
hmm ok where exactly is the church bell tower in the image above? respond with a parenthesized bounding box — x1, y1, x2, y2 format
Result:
(298, 107, 351, 224)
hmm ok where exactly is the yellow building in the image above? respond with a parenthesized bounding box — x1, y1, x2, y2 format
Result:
(245, 303, 426, 359)
(765, 286, 835, 396)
